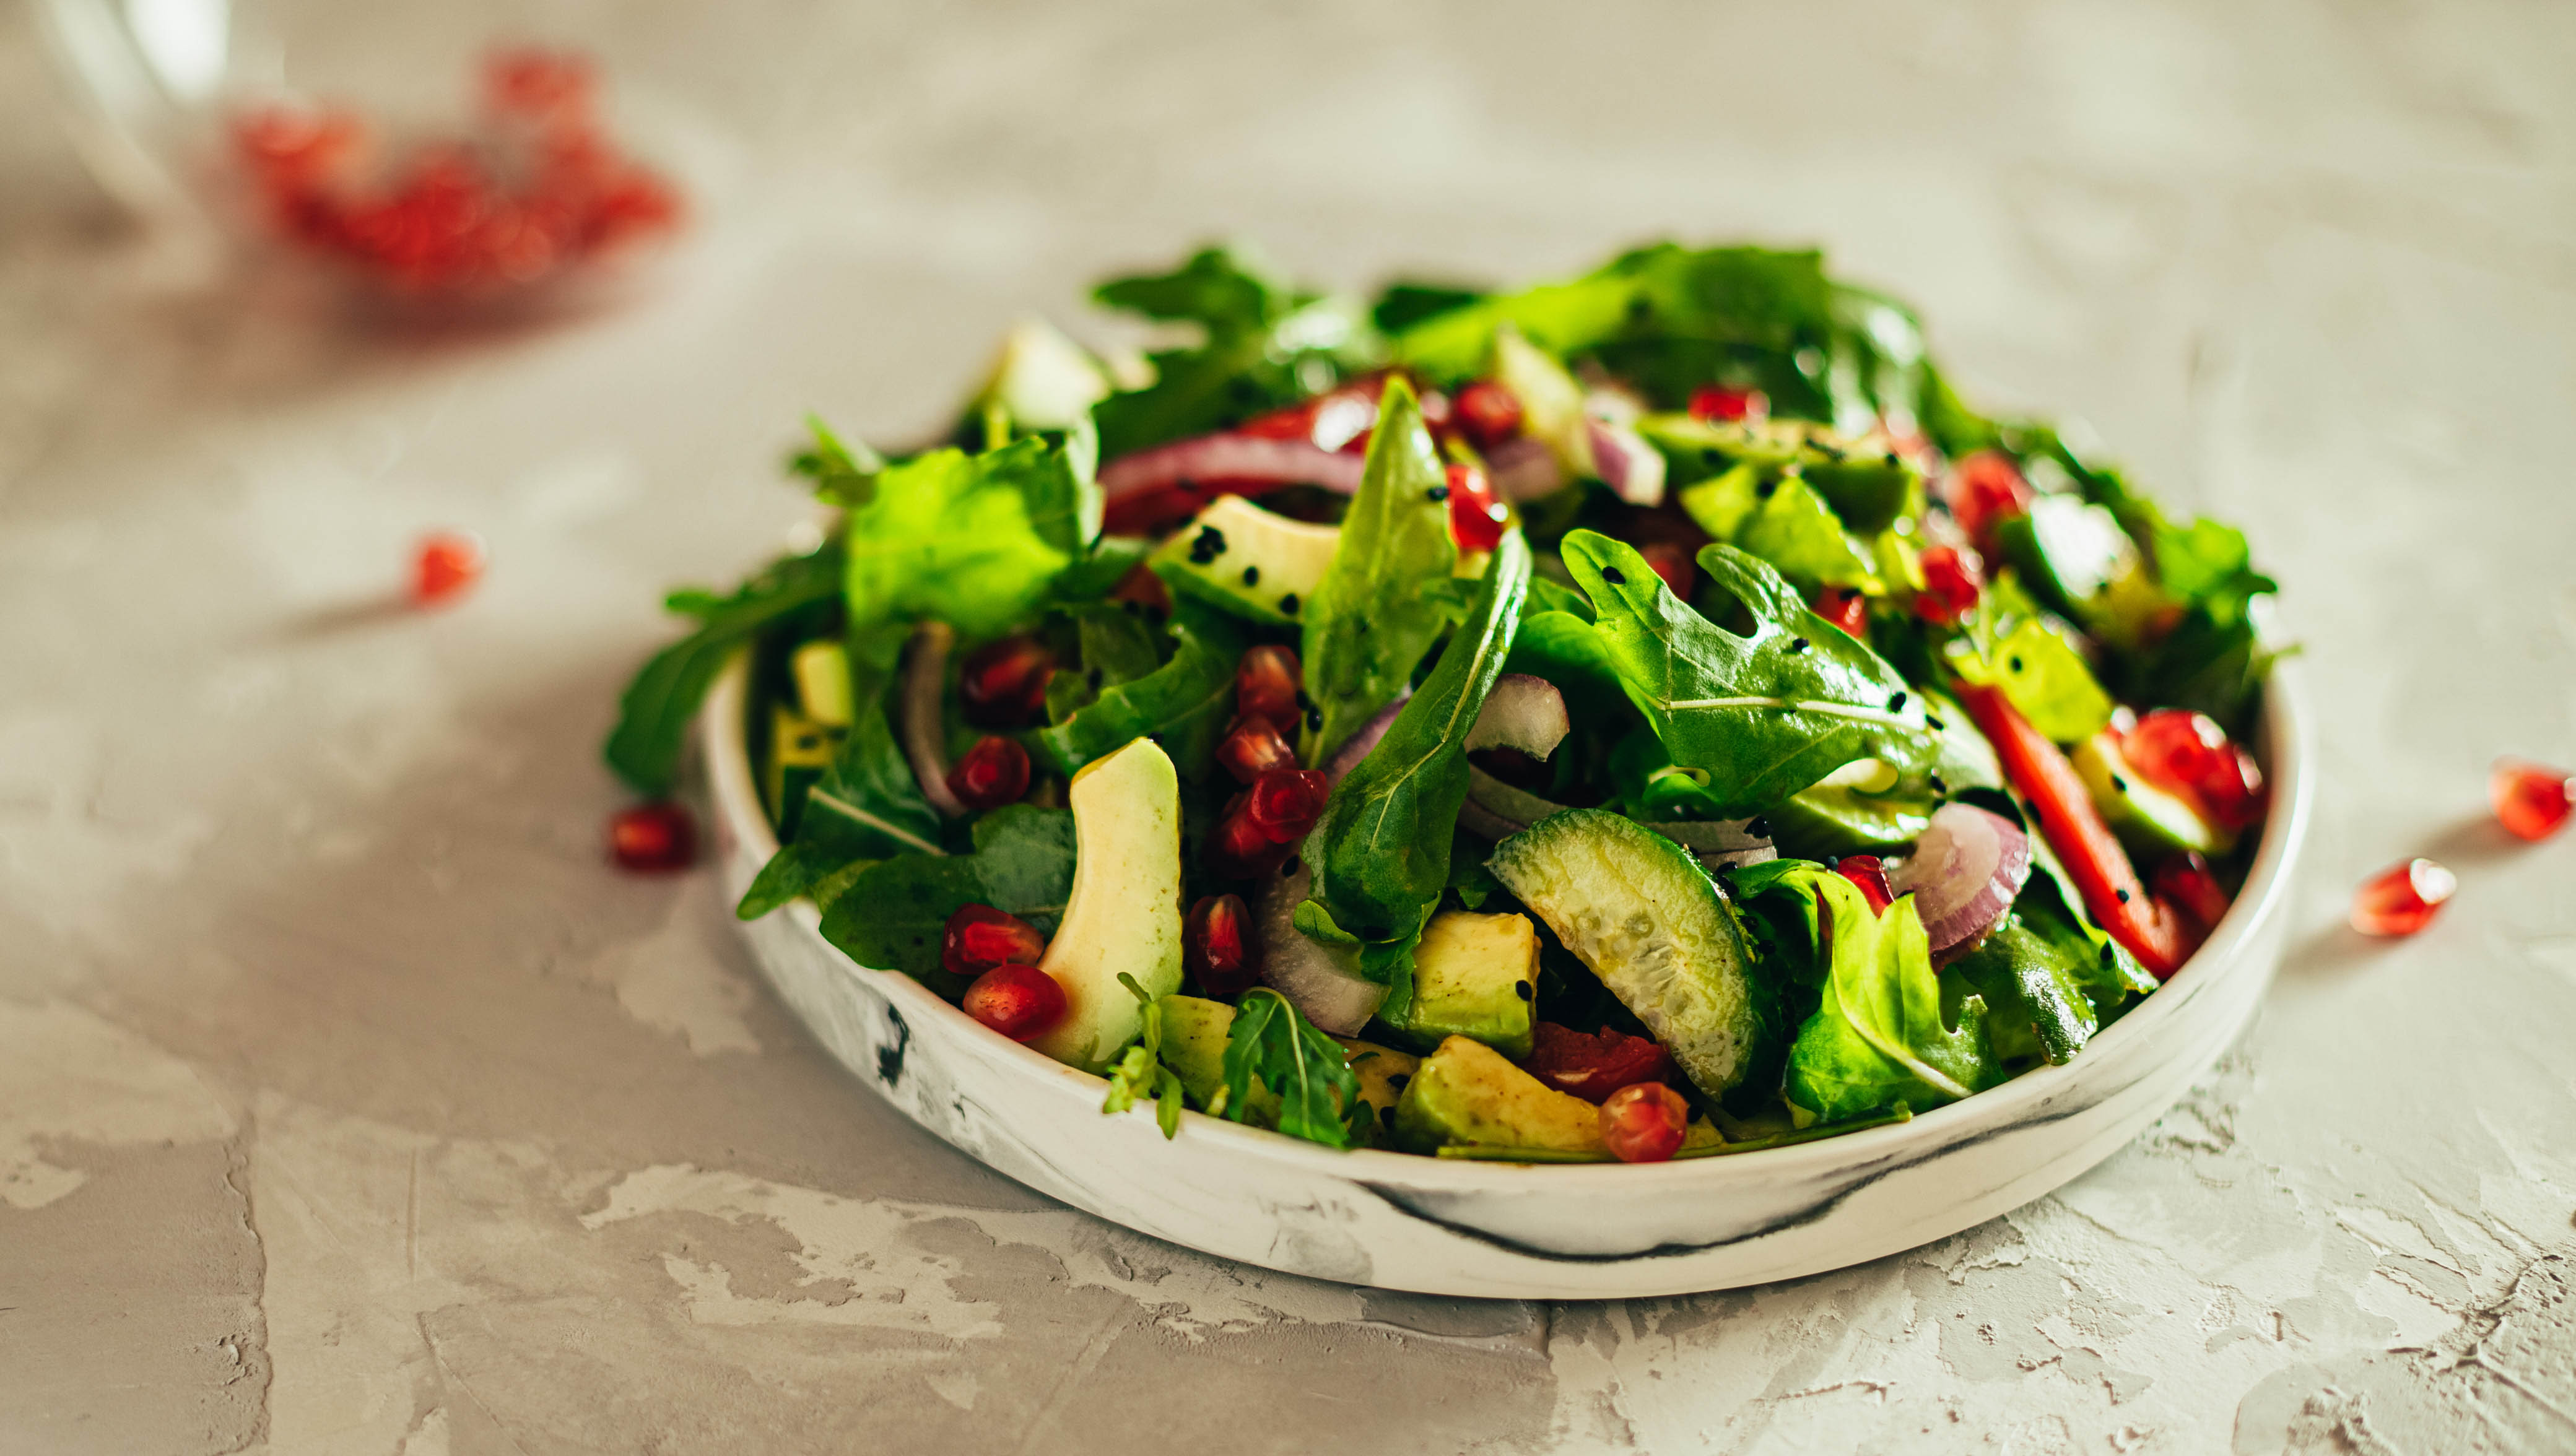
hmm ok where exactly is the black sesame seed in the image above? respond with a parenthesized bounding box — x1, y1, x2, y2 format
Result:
(1756, 479, 1778, 498)
(2115, 888, 2132, 904)
(1788, 637, 1811, 654)
(1278, 593, 1300, 615)
(1241, 565, 1261, 587)
(1513, 980, 1534, 1001)
(2008, 656, 2024, 674)
(1599, 566, 1628, 586)
(1427, 485, 1450, 502)
(2111, 774, 2129, 794)
(1307, 706, 1323, 730)
(1745, 816, 1772, 839)
(1889, 691, 1908, 712)
(1188, 526, 1227, 565)
(1926, 714, 1946, 732)
(1294, 688, 1313, 710)
(1928, 773, 1948, 794)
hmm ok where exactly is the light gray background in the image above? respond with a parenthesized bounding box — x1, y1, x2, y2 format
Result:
(4, 2, 2573, 1452)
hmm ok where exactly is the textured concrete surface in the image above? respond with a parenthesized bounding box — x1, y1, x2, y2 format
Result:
(4, 1, 2574, 1452)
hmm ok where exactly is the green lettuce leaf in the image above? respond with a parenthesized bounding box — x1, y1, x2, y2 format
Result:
(604, 545, 845, 795)
(816, 805, 1075, 999)
(1296, 378, 1463, 764)
(1783, 876, 2000, 1123)
(1561, 533, 1939, 817)
(843, 435, 1091, 640)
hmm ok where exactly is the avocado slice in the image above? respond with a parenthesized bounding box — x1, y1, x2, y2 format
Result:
(1334, 1038, 1421, 1117)
(2073, 730, 2231, 857)
(1486, 808, 1765, 1099)
(1149, 495, 1341, 626)
(1375, 911, 1541, 1058)
(1158, 995, 1237, 1106)
(790, 639, 855, 727)
(1391, 1036, 1608, 1156)
(1026, 738, 1186, 1073)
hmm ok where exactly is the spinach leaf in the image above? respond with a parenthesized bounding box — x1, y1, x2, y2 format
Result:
(1949, 869, 2154, 1066)
(1730, 474, 1882, 593)
(1297, 378, 1463, 764)
(1032, 602, 1244, 779)
(1221, 987, 1364, 1149)
(817, 805, 1076, 999)
(604, 545, 845, 795)
(736, 678, 944, 919)
(843, 435, 1090, 640)
(1783, 875, 2000, 1123)
(1090, 246, 1378, 457)
(1562, 532, 1938, 817)
(1302, 532, 1531, 967)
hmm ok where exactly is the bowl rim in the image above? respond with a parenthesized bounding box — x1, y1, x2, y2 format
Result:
(705, 652, 2311, 1191)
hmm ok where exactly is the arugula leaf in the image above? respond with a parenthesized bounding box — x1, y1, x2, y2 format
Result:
(816, 805, 1075, 999)
(1783, 876, 2000, 1123)
(789, 415, 885, 504)
(1220, 987, 1364, 1148)
(842, 436, 1089, 640)
(1297, 378, 1462, 764)
(1090, 246, 1378, 457)
(736, 678, 944, 919)
(1032, 603, 1243, 779)
(1302, 531, 1531, 975)
(1561, 533, 1938, 817)
(1100, 974, 1186, 1138)
(604, 545, 845, 795)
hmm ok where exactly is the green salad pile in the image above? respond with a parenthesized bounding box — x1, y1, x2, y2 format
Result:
(606, 241, 2279, 1164)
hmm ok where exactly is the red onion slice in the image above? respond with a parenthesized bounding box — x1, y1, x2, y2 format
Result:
(902, 622, 969, 818)
(1484, 435, 1568, 503)
(1256, 862, 1385, 1035)
(1886, 802, 2033, 961)
(1586, 419, 1666, 508)
(1099, 432, 1367, 505)
(1464, 674, 1569, 759)
(1321, 688, 1411, 787)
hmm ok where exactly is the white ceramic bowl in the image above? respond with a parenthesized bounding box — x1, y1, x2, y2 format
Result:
(703, 656, 2310, 1299)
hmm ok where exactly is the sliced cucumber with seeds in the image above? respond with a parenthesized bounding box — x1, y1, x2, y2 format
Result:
(1486, 808, 1767, 1099)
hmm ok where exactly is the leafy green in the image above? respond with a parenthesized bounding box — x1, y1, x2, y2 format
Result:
(737, 680, 946, 919)
(842, 436, 1094, 640)
(1219, 988, 1365, 1148)
(605, 545, 845, 795)
(788, 415, 884, 504)
(816, 806, 1075, 998)
(1100, 974, 1186, 1138)
(1560, 533, 1938, 817)
(1731, 474, 1882, 594)
(1950, 869, 2154, 1067)
(1043, 602, 1168, 721)
(1300, 532, 1531, 999)
(1368, 280, 1485, 334)
(1089, 245, 1379, 457)
(1783, 876, 2000, 1124)
(1032, 602, 1243, 779)
(1296, 378, 1463, 764)
(1950, 576, 2115, 745)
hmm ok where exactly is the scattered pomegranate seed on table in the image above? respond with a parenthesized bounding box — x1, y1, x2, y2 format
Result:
(1184, 894, 1259, 997)
(2491, 759, 2574, 841)
(1444, 462, 1508, 553)
(1600, 1081, 1690, 1163)
(946, 736, 1032, 810)
(942, 904, 1048, 980)
(607, 802, 694, 872)
(1913, 545, 1983, 625)
(411, 530, 485, 606)
(962, 963, 1066, 1041)
(958, 635, 1056, 727)
(2350, 858, 2457, 938)
(1234, 646, 1303, 737)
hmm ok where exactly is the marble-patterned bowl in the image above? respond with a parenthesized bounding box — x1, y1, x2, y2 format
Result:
(704, 656, 2310, 1299)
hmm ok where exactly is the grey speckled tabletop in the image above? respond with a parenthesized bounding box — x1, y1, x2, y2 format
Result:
(4, 2, 2574, 1452)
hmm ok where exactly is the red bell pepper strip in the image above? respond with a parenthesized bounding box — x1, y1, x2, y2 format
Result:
(1953, 682, 2193, 977)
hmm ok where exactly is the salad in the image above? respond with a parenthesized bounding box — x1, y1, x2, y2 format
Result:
(606, 241, 2278, 1165)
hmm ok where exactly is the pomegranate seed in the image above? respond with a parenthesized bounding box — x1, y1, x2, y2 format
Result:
(2126, 711, 2266, 832)
(959, 636, 1056, 727)
(2350, 858, 2457, 938)
(2491, 759, 2574, 841)
(607, 802, 694, 872)
(412, 531, 486, 606)
(1235, 646, 1303, 736)
(2154, 851, 2232, 933)
(1687, 386, 1767, 424)
(1246, 768, 1329, 844)
(1913, 545, 1983, 625)
(1638, 542, 1697, 599)
(1453, 380, 1525, 449)
(1108, 561, 1172, 617)
(1217, 717, 1298, 784)
(1209, 802, 1292, 880)
(946, 736, 1032, 810)
(1600, 1081, 1690, 1164)
(1521, 1023, 1679, 1105)
(1814, 586, 1869, 641)
(962, 963, 1066, 1041)
(942, 904, 1048, 980)
(1834, 855, 1895, 914)
(1445, 462, 1508, 553)
(1184, 894, 1260, 997)
(1943, 450, 2033, 553)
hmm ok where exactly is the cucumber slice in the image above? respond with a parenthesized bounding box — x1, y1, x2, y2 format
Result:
(1486, 809, 1765, 1099)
